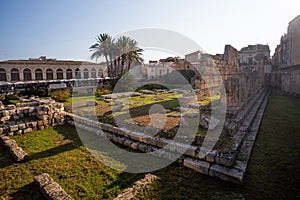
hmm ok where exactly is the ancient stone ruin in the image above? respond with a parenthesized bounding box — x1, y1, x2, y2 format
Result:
(0, 97, 65, 136)
(34, 173, 73, 200)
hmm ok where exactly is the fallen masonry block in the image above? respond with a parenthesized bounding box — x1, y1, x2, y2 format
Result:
(34, 173, 73, 200)
(0, 135, 27, 162)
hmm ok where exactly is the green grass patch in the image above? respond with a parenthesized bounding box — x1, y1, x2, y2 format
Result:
(0, 124, 144, 200)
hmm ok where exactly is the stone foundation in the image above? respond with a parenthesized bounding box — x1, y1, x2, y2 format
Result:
(66, 87, 269, 183)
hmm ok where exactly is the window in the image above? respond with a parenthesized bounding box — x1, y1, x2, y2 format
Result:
(66, 69, 72, 79)
(35, 69, 43, 80)
(11, 68, 20, 81)
(0, 68, 6, 81)
(46, 69, 53, 80)
(98, 69, 103, 78)
(23, 68, 32, 81)
(83, 68, 89, 79)
(56, 68, 63, 79)
(91, 68, 96, 78)
(75, 68, 81, 79)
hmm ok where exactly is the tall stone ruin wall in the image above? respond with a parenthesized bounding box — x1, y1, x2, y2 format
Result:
(271, 66, 300, 95)
(194, 45, 265, 107)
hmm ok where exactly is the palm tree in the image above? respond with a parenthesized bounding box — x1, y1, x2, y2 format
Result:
(90, 33, 144, 79)
(115, 36, 144, 76)
(89, 33, 115, 76)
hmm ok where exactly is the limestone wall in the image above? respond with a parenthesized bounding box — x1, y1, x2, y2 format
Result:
(271, 66, 300, 95)
(0, 98, 65, 136)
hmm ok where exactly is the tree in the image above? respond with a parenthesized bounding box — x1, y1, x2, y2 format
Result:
(89, 33, 115, 77)
(90, 34, 144, 81)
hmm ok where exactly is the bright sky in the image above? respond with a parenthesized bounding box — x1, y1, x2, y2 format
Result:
(0, 0, 299, 62)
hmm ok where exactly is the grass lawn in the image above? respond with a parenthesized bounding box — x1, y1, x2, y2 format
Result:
(0, 90, 299, 199)
(0, 125, 144, 200)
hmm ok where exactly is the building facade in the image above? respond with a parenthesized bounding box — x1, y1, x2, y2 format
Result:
(271, 15, 300, 95)
(0, 56, 107, 82)
(272, 15, 300, 68)
(238, 44, 270, 65)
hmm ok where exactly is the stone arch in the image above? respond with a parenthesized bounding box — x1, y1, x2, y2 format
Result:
(11, 68, 20, 81)
(98, 68, 103, 78)
(91, 68, 96, 78)
(46, 68, 53, 80)
(35, 68, 43, 80)
(75, 68, 81, 79)
(83, 68, 89, 79)
(56, 68, 63, 79)
(66, 68, 73, 79)
(23, 68, 32, 81)
(0, 68, 7, 81)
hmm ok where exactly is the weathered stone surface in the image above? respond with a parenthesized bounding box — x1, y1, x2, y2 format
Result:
(15, 130, 23, 135)
(130, 142, 140, 150)
(114, 174, 156, 200)
(34, 173, 73, 200)
(23, 128, 33, 134)
(206, 150, 217, 163)
(86, 101, 98, 106)
(183, 158, 210, 175)
(7, 104, 16, 110)
(3, 138, 27, 161)
(18, 123, 26, 130)
(209, 164, 244, 183)
(10, 125, 19, 132)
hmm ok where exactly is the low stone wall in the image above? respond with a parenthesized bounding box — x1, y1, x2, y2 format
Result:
(34, 173, 73, 200)
(0, 134, 27, 162)
(114, 174, 157, 200)
(0, 98, 65, 136)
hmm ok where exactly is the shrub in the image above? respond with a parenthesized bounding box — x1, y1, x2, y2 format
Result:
(50, 90, 70, 102)
(95, 89, 111, 97)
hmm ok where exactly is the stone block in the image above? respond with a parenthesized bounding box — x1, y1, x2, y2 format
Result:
(4, 139, 27, 162)
(37, 120, 43, 126)
(34, 173, 73, 200)
(10, 125, 19, 132)
(130, 142, 140, 150)
(183, 158, 210, 175)
(123, 139, 132, 147)
(137, 143, 147, 152)
(23, 128, 33, 134)
(7, 104, 16, 110)
(15, 130, 23, 135)
(18, 123, 26, 130)
(209, 164, 244, 183)
(206, 150, 217, 163)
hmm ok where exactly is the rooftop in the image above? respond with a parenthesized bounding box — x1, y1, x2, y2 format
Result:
(0, 56, 100, 65)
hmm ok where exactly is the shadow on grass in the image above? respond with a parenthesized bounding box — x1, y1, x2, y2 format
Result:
(26, 142, 78, 161)
(0, 143, 15, 169)
(10, 182, 46, 200)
